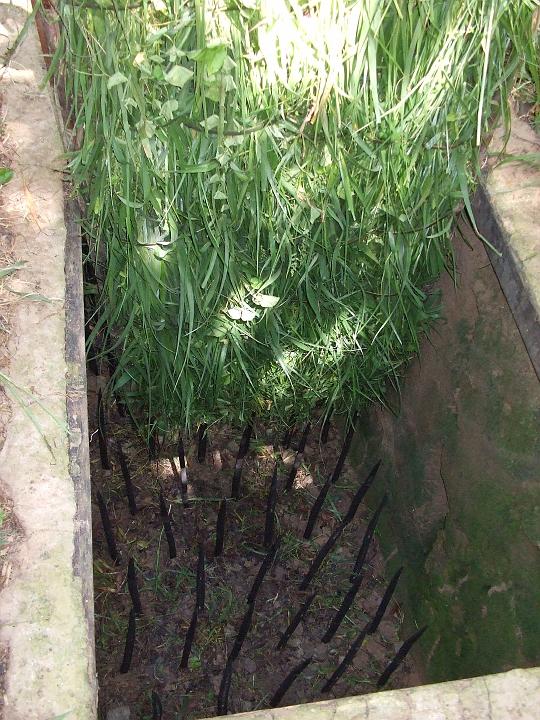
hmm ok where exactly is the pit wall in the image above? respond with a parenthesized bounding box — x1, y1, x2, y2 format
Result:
(354, 129, 540, 682)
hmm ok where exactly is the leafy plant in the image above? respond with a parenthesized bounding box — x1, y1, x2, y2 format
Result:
(57, 0, 538, 435)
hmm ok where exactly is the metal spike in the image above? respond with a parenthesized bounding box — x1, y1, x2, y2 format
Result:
(321, 572, 364, 643)
(196, 543, 205, 611)
(180, 603, 199, 669)
(321, 620, 370, 693)
(368, 567, 403, 635)
(284, 423, 310, 492)
(197, 423, 208, 463)
(329, 411, 357, 485)
(303, 474, 332, 540)
(350, 493, 387, 581)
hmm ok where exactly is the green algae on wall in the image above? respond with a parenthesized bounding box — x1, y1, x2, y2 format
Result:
(355, 226, 540, 684)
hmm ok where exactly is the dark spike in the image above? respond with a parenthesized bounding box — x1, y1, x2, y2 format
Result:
(376, 626, 428, 688)
(214, 499, 227, 557)
(169, 455, 188, 506)
(196, 543, 205, 611)
(321, 572, 364, 643)
(197, 423, 208, 463)
(329, 411, 357, 484)
(368, 567, 403, 635)
(119, 607, 136, 673)
(159, 492, 177, 559)
(96, 490, 119, 564)
(284, 423, 310, 492)
(276, 593, 316, 650)
(341, 460, 381, 524)
(321, 408, 332, 444)
(216, 659, 234, 716)
(151, 691, 163, 720)
(303, 474, 332, 540)
(180, 603, 199, 669)
(230, 424, 252, 500)
(270, 657, 312, 708)
(97, 388, 110, 470)
(264, 464, 279, 547)
(321, 620, 370, 693)
(230, 602, 255, 662)
(247, 537, 280, 604)
(299, 523, 345, 591)
(116, 441, 138, 515)
(177, 434, 186, 468)
(127, 558, 143, 616)
(149, 430, 158, 461)
(351, 493, 388, 581)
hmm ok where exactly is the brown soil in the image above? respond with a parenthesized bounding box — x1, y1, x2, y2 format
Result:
(90, 374, 418, 719)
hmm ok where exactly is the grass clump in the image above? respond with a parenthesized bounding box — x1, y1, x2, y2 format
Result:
(57, 0, 538, 434)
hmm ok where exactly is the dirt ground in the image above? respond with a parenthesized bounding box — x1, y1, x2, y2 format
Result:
(90, 372, 420, 720)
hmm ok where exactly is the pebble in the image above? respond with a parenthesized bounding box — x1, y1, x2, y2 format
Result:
(106, 706, 130, 720)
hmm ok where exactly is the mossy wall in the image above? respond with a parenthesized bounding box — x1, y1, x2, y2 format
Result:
(354, 222, 540, 684)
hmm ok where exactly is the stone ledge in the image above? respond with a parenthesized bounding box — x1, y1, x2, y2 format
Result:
(473, 115, 540, 380)
(214, 667, 540, 720)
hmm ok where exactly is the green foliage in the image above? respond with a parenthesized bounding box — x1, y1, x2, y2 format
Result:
(58, 0, 538, 434)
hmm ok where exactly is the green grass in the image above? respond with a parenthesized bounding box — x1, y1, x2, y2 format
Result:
(56, 0, 539, 437)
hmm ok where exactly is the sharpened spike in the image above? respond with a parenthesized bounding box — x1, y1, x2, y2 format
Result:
(264, 464, 279, 547)
(284, 423, 310, 492)
(180, 603, 199, 669)
(127, 558, 143, 616)
(197, 424, 208, 463)
(299, 524, 345, 591)
(196, 543, 205, 611)
(270, 657, 312, 708)
(321, 620, 370, 693)
(276, 593, 316, 650)
(376, 626, 428, 688)
(341, 460, 381, 524)
(97, 389, 110, 470)
(351, 493, 388, 581)
(159, 492, 177, 560)
(368, 567, 403, 635)
(119, 607, 136, 673)
(329, 411, 357, 484)
(303, 474, 332, 540)
(96, 491, 119, 564)
(214, 499, 227, 557)
(247, 538, 280, 604)
(321, 572, 364, 643)
(216, 659, 234, 716)
(116, 441, 137, 515)
(151, 690, 163, 719)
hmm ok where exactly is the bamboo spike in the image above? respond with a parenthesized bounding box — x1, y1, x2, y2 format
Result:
(127, 558, 143, 616)
(119, 607, 136, 674)
(284, 422, 310, 492)
(321, 572, 364, 643)
(214, 499, 227, 557)
(159, 492, 177, 559)
(97, 388, 110, 470)
(281, 422, 294, 449)
(321, 620, 370, 693)
(169, 454, 188, 506)
(229, 602, 255, 663)
(368, 567, 403, 635)
(350, 494, 388, 581)
(116, 441, 138, 515)
(299, 523, 345, 591)
(376, 625, 427, 688)
(196, 542, 205, 611)
(151, 690, 163, 719)
(177, 434, 189, 499)
(149, 429, 159, 461)
(216, 659, 234, 716)
(270, 657, 312, 708)
(96, 490, 119, 564)
(247, 538, 280, 604)
(276, 592, 316, 650)
(303, 474, 332, 540)
(180, 603, 199, 669)
(329, 411, 357, 484)
(321, 408, 332, 444)
(230, 424, 252, 499)
(264, 464, 279, 548)
(341, 460, 381, 524)
(197, 423, 208, 463)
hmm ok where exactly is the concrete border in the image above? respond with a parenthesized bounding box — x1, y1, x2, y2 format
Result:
(209, 667, 540, 719)
(473, 116, 540, 381)
(0, 2, 96, 718)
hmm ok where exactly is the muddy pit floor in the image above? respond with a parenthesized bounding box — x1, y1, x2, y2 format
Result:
(89, 375, 417, 720)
